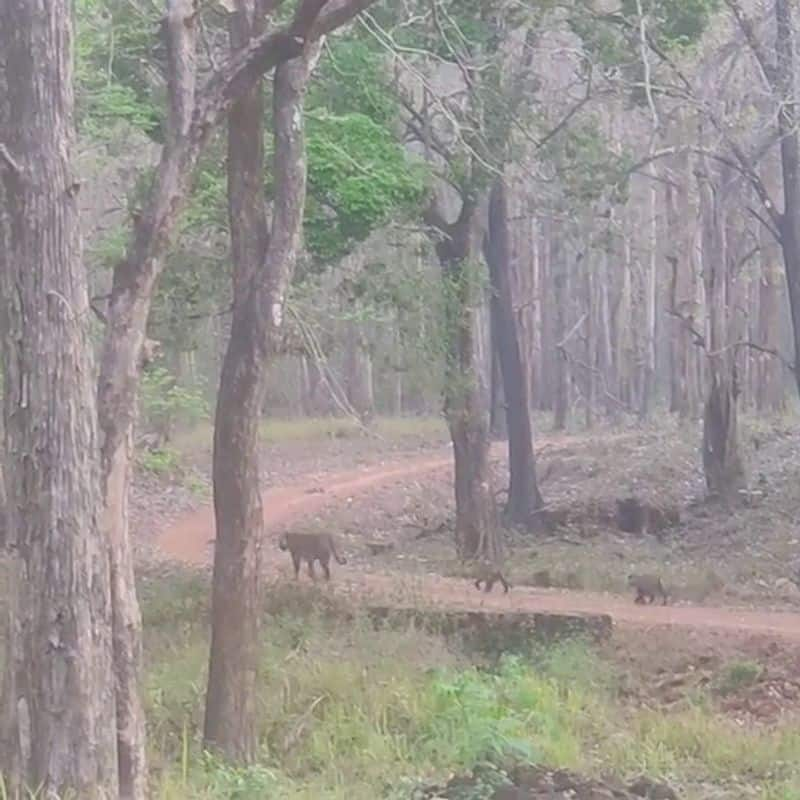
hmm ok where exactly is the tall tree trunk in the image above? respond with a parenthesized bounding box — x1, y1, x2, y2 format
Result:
(698, 168, 744, 501)
(344, 322, 374, 423)
(666, 175, 691, 417)
(773, 0, 800, 392)
(641, 165, 658, 417)
(0, 0, 118, 793)
(551, 226, 569, 430)
(96, 4, 199, 793)
(486, 179, 544, 528)
(489, 304, 507, 439)
(756, 248, 785, 412)
(204, 36, 321, 760)
(203, 2, 270, 761)
(429, 198, 498, 560)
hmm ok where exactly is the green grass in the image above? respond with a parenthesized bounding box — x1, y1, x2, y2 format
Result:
(129, 571, 800, 800)
(3, 568, 800, 799)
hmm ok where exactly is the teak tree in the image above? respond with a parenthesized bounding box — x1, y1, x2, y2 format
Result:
(204, 0, 325, 760)
(0, 0, 117, 794)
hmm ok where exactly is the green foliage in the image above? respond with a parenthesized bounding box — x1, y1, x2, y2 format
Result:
(140, 367, 209, 442)
(309, 39, 396, 127)
(138, 447, 182, 477)
(75, 0, 162, 140)
(303, 112, 427, 263)
(128, 571, 800, 798)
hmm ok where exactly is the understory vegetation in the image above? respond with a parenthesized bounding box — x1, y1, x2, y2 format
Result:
(138, 572, 800, 800)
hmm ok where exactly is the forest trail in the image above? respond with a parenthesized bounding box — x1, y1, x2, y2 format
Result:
(154, 446, 800, 642)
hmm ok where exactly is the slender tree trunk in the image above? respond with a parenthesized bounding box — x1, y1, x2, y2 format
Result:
(0, 1, 118, 793)
(204, 37, 321, 760)
(583, 255, 595, 429)
(641, 166, 658, 417)
(344, 323, 374, 423)
(489, 304, 507, 439)
(486, 179, 544, 527)
(551, 227, 569, 430)
(537, 218, 555, 412)
(96, 4, 199, 793)
(698, 168, 744, 501)
(756, 247, 785, 412)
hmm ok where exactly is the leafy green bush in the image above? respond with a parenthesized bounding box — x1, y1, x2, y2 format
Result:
(140, 367, 208, 445)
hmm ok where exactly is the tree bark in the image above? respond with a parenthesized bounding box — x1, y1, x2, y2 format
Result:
(773, 0, 800, 392)
(551, 226, 569, 430)
(90, 0, 375, 786)
(428, 198, 498, 560)
(204, 34, 322, 760)
(698, 167, 744, 501)
(489, 304, 507, 439)
(344, 323, 375, 423)
(640, 164, 658, 417)
(486, 179, 544, 528)
(0, 0, 118, 794)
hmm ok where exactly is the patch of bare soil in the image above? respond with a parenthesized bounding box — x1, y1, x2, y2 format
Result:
(131, 431, 448, 559)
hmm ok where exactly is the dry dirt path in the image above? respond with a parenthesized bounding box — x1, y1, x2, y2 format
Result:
(154, 446, 800, 642)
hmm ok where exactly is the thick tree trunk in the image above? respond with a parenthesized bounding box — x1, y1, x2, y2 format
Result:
(0, 1, 118, 794)
(429, 199, 498, 560)
(703, 373, 744, 501)
(203, 2, 270, 761)
(773, 0, 800, 394)
(486, 179, 544, 528)
(204, 37, 321, 760)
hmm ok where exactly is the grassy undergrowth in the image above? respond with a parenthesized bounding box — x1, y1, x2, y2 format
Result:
(138, 570, 800, 800)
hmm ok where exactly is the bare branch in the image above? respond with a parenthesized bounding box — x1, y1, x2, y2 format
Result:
(665, 308, 706, 348)
(747, 206, 781, 244)
(0, 142, 22, 176)
(708, 340, 796, 372)
(722, 0, 778, 88)
(556, 312, 587, 350)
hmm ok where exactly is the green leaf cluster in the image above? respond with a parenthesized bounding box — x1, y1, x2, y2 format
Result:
(140, 366, 209, 438)
(304, 112, 427, 263)
(75, 0, 162, 140)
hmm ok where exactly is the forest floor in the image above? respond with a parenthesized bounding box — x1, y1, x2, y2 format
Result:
(143, 414, 800, 630)
(125, 415, 800, 798)
(138, 414, 800, 695)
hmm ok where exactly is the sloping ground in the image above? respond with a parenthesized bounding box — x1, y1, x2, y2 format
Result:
(153, 445, 800, 643)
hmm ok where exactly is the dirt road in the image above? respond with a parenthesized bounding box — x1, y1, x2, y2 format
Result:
(154, 447, 800, 642)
